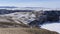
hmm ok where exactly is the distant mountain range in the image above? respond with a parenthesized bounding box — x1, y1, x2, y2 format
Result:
(0, 6, 39, 8)
(0, 6, 59, 10)
(0, 6, 18, 8)
(0, 6, 47, 11)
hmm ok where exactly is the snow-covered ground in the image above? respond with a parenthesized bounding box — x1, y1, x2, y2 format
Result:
(0, 12, 36, 24)
(41, 22, 60, 33)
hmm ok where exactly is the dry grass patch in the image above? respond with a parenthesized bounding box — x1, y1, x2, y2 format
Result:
(0, 27, 59, 34)
(24, 28, 59, 34)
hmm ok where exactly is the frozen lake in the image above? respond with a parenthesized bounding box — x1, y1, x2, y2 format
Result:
(41, 22, 60, 33)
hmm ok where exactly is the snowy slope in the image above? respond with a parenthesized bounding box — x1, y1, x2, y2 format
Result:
(0, 12, 36, 24)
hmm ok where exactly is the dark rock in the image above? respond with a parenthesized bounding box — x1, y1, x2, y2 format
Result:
(44, 11, 59, 22)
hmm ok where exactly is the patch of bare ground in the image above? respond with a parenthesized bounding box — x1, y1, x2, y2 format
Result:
(24, 28, 59, 34)
(0, 28, 30, 34)
(0, 28, 59, 34)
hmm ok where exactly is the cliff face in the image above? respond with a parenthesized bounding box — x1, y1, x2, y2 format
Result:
(38, 11, 60, 23)
(44, 11, 59, 22)
(28, 10, 60, 27)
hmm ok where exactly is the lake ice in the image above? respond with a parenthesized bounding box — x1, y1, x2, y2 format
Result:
(41, 22, 60, 33)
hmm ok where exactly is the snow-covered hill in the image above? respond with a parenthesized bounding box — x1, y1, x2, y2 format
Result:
(0, 12, 36, 24)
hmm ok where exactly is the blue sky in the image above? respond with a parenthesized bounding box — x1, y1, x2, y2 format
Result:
(0, 0, 60, 8)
